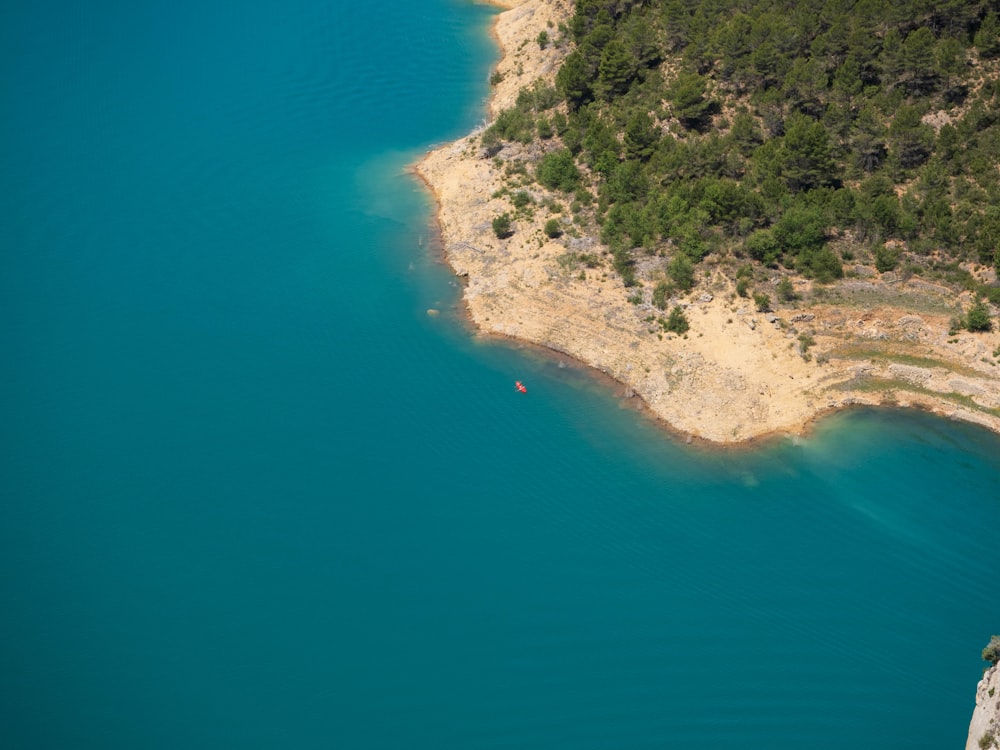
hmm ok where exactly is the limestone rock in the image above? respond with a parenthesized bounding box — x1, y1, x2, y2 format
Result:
(966, 664, 999, 750)
(888, 364, 933, 385)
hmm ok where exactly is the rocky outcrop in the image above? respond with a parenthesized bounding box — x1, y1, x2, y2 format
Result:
(967, 664, 999, 750)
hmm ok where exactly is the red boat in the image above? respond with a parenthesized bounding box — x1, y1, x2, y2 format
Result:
(515, 380, 527, 393)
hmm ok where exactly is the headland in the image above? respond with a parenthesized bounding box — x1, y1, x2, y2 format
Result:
(415, 0, 1000, 444)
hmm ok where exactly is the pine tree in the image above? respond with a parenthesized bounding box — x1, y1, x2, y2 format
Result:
(597, 39, 635, 99)
(899, 27, 937, 95)
(780, 116, 836, 192)
(889, 106, 935, 172)
(556, 51, 593, 109)
(624, 109, 659, 161)
(974, 12, 1000, 59)
(669, 71, 712, 130)
(880, 28, 905, 90)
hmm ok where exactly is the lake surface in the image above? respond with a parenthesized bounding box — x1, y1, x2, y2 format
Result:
(1, 1, 998, 747)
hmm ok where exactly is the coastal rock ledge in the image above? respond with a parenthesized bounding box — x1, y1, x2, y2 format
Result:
(414, 0, 1000, 444)
(967, 663, 1000, 750)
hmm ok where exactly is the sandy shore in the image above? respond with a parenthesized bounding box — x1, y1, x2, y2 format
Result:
(415, 0, 1000, 444)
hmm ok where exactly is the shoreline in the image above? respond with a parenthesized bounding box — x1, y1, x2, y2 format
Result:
(413, 0, 1000, 445)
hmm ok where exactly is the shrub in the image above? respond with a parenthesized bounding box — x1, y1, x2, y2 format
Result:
(652, 280, 673, 310)
(798, 333, 816, 359)
(668, 253, 695, 291)
(492, 213, 512, 239)
(875, 244, 900, 273)
(612, 246, 637, 286)
(483, 109, 533, 153)
(984, 634, 1000, 665)
(537, 30, 549, 49)
(665, 306, 690, 334)
(797, 247, 844, 283)
(981, 285, 1000, 305)
(776, 277, 797, 302)
(773, 205, 827, 254)
(745, 229, 780, 265)
(967, 299, 993, 332)
(551, 111, 568, 135)
(543, 218, 562, 238)
(754, 292, 772, 312)
(512, 190, 532, 209)
(679, 231, 708, 262)
(536, 149, 581, 192)
(486, 107, 534, 145)
(736, 278, 749, 297)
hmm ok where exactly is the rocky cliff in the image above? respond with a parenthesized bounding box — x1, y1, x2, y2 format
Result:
(968, 663, 1000, 750)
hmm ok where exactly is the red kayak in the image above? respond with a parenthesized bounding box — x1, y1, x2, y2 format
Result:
(515, 380, 527, 393)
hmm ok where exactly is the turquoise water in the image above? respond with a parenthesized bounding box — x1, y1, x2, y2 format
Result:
(1, 1, 998, 747)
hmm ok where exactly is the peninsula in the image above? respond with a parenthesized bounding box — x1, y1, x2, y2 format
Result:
(416, 0, 1000, 444)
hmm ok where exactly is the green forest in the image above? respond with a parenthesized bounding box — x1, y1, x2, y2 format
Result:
(483, 0, 1000, 310)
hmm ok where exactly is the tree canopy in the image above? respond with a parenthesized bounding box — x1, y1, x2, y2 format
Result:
(485, 0, 1000, 295)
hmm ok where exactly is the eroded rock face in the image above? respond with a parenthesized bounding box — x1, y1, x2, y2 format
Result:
(967, 664, 999, 750)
